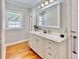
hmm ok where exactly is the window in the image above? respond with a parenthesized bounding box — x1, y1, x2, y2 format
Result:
(39, 16, 43, 26)
(6, 10, 23, 29)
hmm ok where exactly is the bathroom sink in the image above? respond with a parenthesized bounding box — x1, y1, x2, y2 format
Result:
(30, 31, 67, 43)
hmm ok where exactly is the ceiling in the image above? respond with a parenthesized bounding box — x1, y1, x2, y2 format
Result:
(6, 0, 42, 8)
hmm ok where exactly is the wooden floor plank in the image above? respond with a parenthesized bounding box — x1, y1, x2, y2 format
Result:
(6, 42, 42, 59)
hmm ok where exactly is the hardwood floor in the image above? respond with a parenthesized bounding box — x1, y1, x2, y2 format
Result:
(6, 42, 42, 59)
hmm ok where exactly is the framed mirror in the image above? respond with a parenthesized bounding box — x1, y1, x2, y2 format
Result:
(37, 2, 61, 28)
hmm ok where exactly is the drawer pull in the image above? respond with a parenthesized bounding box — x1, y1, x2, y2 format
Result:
(72, 35, 77, 54)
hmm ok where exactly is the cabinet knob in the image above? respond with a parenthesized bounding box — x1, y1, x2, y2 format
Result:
(49, 53, 52, 55)
(48, 47, 51, 49)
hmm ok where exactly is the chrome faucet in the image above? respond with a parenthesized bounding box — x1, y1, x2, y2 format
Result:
(43, 29, 47, 33)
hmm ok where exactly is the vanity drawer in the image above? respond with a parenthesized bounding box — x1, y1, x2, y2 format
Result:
(47, 40, 58, 46)
(46, 45, 58, 56)
(46, 49, 58, 59)
(46, 41, 58, 50)
(46, 45, 58, 54)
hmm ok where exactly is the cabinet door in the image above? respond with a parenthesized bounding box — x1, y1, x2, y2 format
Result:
(29, 35, 33, 48)
(29, 35, 37, 50)
(34, 36, 45, 58)
(29, 35, 35, 49)
(34, 37, 39, 52)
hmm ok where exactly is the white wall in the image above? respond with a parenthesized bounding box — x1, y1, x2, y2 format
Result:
(5, 3, 30, 44)
(0, 0, 2, 58)
(30, 7, 37, 31)
(0, 0, 2, 34)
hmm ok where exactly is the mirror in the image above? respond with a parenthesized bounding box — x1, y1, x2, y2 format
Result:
(37, 3, 61, 28)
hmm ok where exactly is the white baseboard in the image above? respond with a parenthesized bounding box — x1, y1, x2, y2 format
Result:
(5, 39, 28, 47)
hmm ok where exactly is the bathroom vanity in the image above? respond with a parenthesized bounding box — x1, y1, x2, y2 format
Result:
(29, 1, 67, 59)
(29, 31, 67, 59)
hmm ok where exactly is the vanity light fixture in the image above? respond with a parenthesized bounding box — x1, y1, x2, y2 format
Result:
(49, 0, 54, 3)
(41, 3, 44, 7)
(39, 0, 55, 9)
(45, 0, 49, 5)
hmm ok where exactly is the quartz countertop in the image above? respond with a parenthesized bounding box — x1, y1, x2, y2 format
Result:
(30, 31, 67, 43)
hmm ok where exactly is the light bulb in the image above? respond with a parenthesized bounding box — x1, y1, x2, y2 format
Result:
(45, 1, 49, 5)
(49, 0, 54, 3)
(41, 3, 44, 7)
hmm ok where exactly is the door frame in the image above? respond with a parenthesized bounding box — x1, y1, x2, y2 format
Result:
(2, 0, 6, 59)
(67, 0, 72, 59)
(67, 0, 78, 59)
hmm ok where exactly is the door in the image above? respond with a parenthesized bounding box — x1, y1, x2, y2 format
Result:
(71, 0, 78, 59)
(34, 36, 45, 58)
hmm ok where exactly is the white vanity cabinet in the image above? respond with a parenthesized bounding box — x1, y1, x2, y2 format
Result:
(29, 31, 67, 59)
(45, 40, 67, 59)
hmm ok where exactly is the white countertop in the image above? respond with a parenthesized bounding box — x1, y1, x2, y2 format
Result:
(30, 31, 67, 43)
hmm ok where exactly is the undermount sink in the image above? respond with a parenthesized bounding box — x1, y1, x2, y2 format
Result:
(30, 31, 67, 43)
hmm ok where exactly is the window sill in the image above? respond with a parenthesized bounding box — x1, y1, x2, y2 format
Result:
(5, 28, 24, 31)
